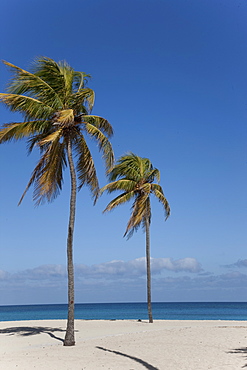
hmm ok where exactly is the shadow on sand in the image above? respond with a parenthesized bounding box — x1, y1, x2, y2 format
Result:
(0, 326, 65, 343)
(96, 346, 159, 370)
(228, 347, 247, 368)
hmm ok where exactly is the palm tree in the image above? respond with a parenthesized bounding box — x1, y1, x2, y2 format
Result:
(101, 153, 170, 323)
(0, 58, 114, 345)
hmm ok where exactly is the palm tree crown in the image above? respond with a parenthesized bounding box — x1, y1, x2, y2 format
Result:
(101, 153, 170, 237)
(0, 57, 114, 203)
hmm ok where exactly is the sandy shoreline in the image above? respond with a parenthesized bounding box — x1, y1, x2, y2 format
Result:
(0, 319, 246, 369)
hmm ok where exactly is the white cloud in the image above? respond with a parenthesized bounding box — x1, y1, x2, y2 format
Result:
(2, 267, 247, 305)
(1, 258, 247, 304)
(5, 258, 247, 304)
(75, 257, 202, 279)
(225, 259, 247, 268)
(0, 270, 8, 280)
(0, 265, 67, 290)
(154, 271, 247, 290)
(22, 265, 67, 279)
(151, 257, 203, 273)
(0, 257, 202, 287)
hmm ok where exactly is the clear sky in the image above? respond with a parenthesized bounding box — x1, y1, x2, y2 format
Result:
(0, 0, 246, 305)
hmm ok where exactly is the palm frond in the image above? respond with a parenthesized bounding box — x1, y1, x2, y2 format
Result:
(70, 89, 95, 115)
(38, 128, 63, 146)
(136, 183, 152, 202)
(18, 151, 47, 205)
(141, 197, 151, 231)
(108, 153, 142, 182)
(82, 115, 113, 137)
(138, 156, 151, 178)
(74, 134, 99, 199)
(84, 122, 114, 170)
(124, 194, 150, 238)
(32, 57, 64, 89)
(146, 168, 160, 183)
(151, 184, 170, 220)
(0, 93, 53, 119)
(32, 139, 66, 205)
(0, 121, 46, 143)
(100, 179, 136, 194)
(31, 57, 71, 107)
(73, 71, 91, 91)
(57, 61, 74, 101)
(103, 191, 135, 213)
(19, 134, 67, 205)
(3, 60, 63, 109)
(26, 123, 54, 153)
(54, 109, 74, 125)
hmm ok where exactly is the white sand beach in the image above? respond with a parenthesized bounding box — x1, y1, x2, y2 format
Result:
(0, 319, 246, 369)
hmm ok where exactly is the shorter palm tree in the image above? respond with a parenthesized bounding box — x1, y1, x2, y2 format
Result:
(101, 153, 170, 322)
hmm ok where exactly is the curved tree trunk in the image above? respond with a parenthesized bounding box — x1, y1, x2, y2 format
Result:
(145, 216, 153, 323)
(64, 138, 76, 346)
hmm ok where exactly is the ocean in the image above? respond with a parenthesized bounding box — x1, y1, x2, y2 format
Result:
(0, 302, 246, 322)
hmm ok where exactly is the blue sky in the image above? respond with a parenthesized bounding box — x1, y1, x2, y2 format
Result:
(0, 0, 246, 305)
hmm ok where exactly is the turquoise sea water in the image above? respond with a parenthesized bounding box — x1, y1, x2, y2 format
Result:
(0, 302, 247, 322)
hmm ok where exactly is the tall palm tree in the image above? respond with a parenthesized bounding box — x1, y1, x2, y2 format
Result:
(101, 153, 170, 323)
(0, 58, 114, 345)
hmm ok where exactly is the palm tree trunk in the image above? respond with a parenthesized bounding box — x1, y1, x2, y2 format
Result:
(64, 138, 76, 346)
(145, 216, 153, 323)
